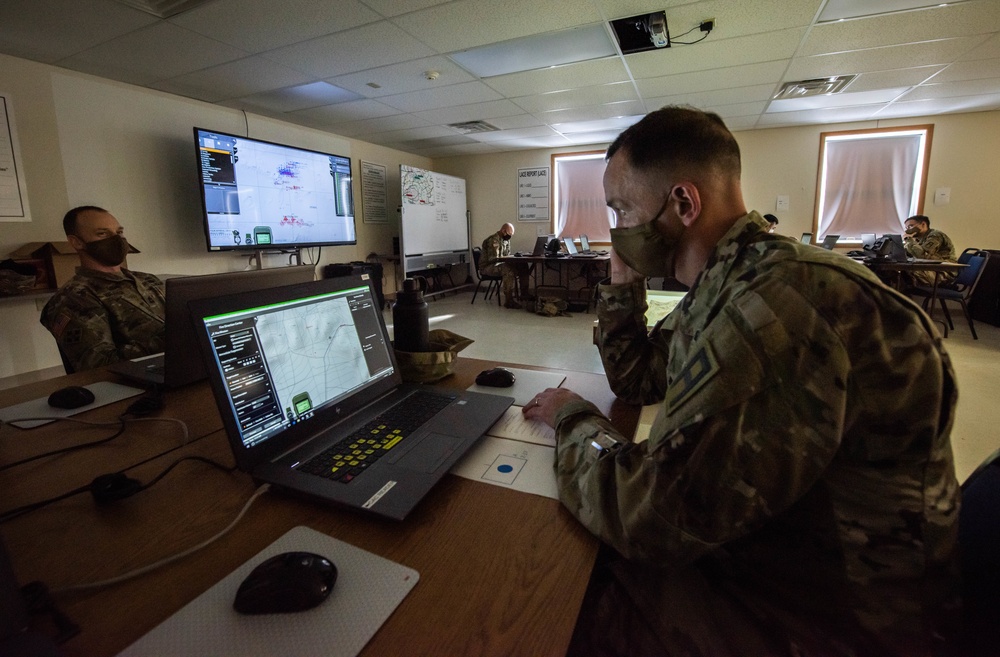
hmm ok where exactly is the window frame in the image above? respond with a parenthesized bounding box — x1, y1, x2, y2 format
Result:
(812, 124, 933, 244)
(551, 149, 613, 246)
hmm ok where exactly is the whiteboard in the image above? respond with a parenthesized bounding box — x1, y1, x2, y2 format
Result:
(400, 165, 469, 256)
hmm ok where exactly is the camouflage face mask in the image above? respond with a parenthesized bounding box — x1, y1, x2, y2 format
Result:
(609, 220, 675, 278)
(84, 234, 129, 267)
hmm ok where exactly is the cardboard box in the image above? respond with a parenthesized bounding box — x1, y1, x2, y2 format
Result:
(8, 242, 79, 290)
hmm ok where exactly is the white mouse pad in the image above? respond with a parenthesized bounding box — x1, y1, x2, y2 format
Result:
(466, 367, 566, 407)
(117, 526, 419, 657)
(0, 381, 145, 429)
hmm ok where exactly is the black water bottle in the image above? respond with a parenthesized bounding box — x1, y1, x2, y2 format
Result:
(392, 278, 429, 352)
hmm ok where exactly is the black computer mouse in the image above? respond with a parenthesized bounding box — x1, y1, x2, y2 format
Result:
(233, 551, 337, 615)
(475, 367, 516, 388)
(47, 385, 96, 409)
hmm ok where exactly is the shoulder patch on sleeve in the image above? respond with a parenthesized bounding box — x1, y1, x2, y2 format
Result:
(665, 344, 719, 412)
(50, 313, 72, 338)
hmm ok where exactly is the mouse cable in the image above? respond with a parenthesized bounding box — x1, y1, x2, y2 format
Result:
(0, 416, 190, 473)
(0, 454, 234, 524)
(52, 483, 270, 595)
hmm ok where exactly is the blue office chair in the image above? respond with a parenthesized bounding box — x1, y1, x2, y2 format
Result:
(956, 448, 1000, 655)
(471, 247, 501, 306)
(909, 249, 989, 339)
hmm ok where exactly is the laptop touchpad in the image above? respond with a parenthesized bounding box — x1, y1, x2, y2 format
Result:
(393, 432, 463, 473)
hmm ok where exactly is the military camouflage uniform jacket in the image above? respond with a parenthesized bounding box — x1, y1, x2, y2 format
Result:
(553, 212, 960, 655)
(40, 267, 166, 372)
(480, 230, 510, 277)
(904, 228, 957, 262)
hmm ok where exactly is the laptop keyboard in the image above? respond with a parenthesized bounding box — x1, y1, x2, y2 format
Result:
(297, 391, 454, 484)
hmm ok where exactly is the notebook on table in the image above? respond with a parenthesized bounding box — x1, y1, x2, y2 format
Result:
(189, 274, 512, 521)
(109, 265, 315, 388)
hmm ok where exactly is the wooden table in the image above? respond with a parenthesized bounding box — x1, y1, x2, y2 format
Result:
(500, 254, 610, 309)
(865, 259, 967, 336)
(1, 357, 638, 656)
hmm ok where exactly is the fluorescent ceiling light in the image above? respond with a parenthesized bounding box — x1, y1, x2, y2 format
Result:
(767, 87, 910, 112)
(449, 24, 616, 78)
(818, 0, 964, 22)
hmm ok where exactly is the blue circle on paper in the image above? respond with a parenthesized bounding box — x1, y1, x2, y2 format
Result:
(497, 464, 514, 473)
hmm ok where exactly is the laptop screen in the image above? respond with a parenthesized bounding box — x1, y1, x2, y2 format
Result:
(861, 233, 876, 249)
(199, 280, 394, 450)
(531, 235, 549, 256)
(579, 234, 590, 252)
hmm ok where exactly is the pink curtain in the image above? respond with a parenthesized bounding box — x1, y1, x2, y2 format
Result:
(819, 133, 922, 239)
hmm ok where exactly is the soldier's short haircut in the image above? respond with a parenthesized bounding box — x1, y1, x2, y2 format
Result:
(907, 214, 930, 228)
(63, 205, 109, 236)
(606, 106, 741, 181)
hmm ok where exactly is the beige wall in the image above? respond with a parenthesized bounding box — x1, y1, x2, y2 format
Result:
(435, 110, 1000, 257)
(0, 53, 430, 378)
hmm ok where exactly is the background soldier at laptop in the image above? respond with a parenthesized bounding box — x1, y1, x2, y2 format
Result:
(480, 222, 530, 309)
(903, 214, 958, 284)
(40, 205, 165, 372)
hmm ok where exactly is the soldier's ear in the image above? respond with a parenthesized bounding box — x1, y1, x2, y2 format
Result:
(66, 233, 86, 252)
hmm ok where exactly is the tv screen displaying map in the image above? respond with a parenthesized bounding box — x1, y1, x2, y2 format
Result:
(194, 127, 356, 251)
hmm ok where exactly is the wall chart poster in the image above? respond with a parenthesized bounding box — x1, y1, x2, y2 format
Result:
(0, 93, 31, 222)
(360, 161, 387, 224)
(517, 167, 548, 222)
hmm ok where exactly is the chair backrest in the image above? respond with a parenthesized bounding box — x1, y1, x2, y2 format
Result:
(959, 447, 1000, 647)
(472, 246, 482, 274)
(953, 249, 989, 293)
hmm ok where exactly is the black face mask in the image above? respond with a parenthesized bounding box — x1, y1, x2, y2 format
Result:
(83, 234, 129, 267)
(501, 234, 511, 241)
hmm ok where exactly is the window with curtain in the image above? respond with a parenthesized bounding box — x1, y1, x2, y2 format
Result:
(552, 151, 614, 243)
(815, 125, 932, 241)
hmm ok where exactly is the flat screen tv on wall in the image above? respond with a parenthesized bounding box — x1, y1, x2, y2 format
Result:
(194, 127, 356, 252)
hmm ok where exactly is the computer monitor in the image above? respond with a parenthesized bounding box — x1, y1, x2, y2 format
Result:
(800, 232, 813, 244)
(579, 234, 591, 253)
(821, 234, 840, 250)
(861, 233, 876, 249)
(562, 236, 578, 255)
(194, 127, 356, 252)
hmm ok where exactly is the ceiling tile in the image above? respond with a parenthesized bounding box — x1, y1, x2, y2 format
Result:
(359, 0, 452, 17)
(151, 56, 315, 102)
(803, 1, 1000, 57)
(512, 82, 639, 113)
(469, 125, 560, 142)
(626, 28, 805, 80)
(484, 58, 630, 97)
(377, 81, 503, 113)
(878, 93, 1000, 117)
(845, 66, 945, 93)
(332, 114, 435, 138)
(656, 0, 823, 36)
(756, 104, 882, 127)
(785, 36, 994, 80)
(960, 32, 1000, 60)
(488, 114, 545, 130)
(58, 22, 247, 82)
(288, 98, 402, 125)
(169, 0, 381, 52)
(412, 99, 526, 125)
(535, 101, 648, 124)
(0, 0, 158, 62)
(395, 0, 602, 52)
(234, 82, 364, 113)
(903, 77, 1000, 101)
(934, 58, 1000, 83)
(635, 61, 787, 98)
(267, 22, 435, 78)
(327, 56, 475, 98)
(647, 83, 779, 110)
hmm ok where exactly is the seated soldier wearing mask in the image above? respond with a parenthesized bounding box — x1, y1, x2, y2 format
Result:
(40, 206, 165, 372)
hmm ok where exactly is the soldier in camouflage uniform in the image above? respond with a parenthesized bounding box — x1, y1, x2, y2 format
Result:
(904, 214, 958, 285)
(40, 206, 165, 372)
(523, 107, 960, 656)
(480, 222, 530, 308)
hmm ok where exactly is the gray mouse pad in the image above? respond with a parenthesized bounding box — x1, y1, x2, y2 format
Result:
(117, 526, 418, 657)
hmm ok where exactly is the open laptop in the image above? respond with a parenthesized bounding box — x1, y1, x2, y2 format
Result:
(861, 233, 877, 250)
(109, 265, 315, 388)
(578, 234, 608, 255)
(821, 234, 840, 250)
(189, 274, 512, 521)
(800, 232, 813, 244)
(531, 235, 550, 256)
(562, 236, 597, 258)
